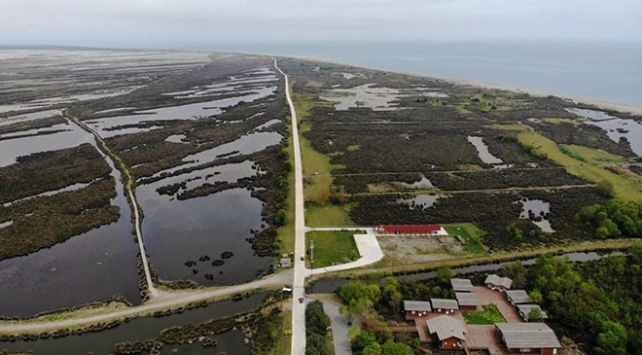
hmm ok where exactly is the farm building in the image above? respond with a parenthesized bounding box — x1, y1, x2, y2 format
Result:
(431, 298, 459, 314)
(517, 304, 548, 322)
(450, 278, 474, 292)
(505, 290, 533, 305)
(403, 300, 432, 319)
(374, 224, 447, 236)
(455, 292, 480, 311)
(485, 274, 513, 291)
(495, 323, 561, 355)
(427, 315, 466, 350)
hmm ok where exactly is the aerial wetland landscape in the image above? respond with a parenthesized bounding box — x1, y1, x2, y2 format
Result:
(0, 48, 641, 354)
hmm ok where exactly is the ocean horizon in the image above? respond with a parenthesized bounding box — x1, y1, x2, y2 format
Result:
(204, 40, 642, 108)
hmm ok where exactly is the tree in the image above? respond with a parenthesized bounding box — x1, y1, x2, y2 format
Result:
(306, 300, 330, 336)
(529, 289, 543, 304)
(528, 308, 543, 321)
(380, 339, 413, 355)
(597, 321, 627, 355)
(436, 267, 456, 284)
(501, 260, 527, 288)
(362, 342, 382, 355)
(351, 331, 377, 352)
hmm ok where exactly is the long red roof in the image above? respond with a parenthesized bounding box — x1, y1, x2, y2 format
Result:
(375, 225, 442, 234)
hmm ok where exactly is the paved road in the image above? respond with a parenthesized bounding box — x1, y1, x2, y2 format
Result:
(273, 58, 308, 355)
(0, 269, 292, 334)
(309, 228, 384, 274)
(310, 294, 354, 355)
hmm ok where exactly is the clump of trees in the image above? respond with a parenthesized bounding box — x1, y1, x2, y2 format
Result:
(518, 249, 642, 354)
(575, 200, 642, 239)
(305, 300, 331, 355)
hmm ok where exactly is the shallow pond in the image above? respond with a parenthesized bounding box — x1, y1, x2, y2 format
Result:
(321, 84, 403, 111)
(0, 120, 93, 167)
(156, 131, 282, 177)
(140, 187, 270, 286)
(467, 136, 503, 164)
(0, 292, 268, 354)
(567, 107, 642, 158)
(398, 194, 440, 210)
(0, 109, 61, 126)
(0, 154, 141, 317)
(517, 198, 553, 233)
(400, 175, 433, 189)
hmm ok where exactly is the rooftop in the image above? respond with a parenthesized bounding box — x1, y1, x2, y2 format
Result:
(450, 278, 474, 292)
(505, 290, 533, 304)
(455, 292, 480, 307)
(517, 304, 549, 320)
(404, 300, 432, 312)
(375, 224, 442, 234)
(431, 298, 459, 310)
(496, 322, 561, 349)
(485, 274, 513, 289)
(427, 315, 466, 341)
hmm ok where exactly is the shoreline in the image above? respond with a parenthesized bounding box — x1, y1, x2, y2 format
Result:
(258, 52, 642, 116)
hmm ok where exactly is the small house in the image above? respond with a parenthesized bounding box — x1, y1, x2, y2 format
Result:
(495, 323, 561, 355)
(485, 274, 513, 291)
(455, 292, 480, 311)
(431, 298, 459, 314)
(280, 257, 292, 268)
(450, 278, 474, 292)
(427, 315, 466, 350)
(517, 304, 548, 322)
(505, 290, 532, 305)
(403, 300, 432, 319)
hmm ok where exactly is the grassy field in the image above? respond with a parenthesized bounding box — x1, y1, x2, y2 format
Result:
(291, 90, 355, 226)
(463, 304, 505, 325)
(560, 144, 628, 164)
(542, 118, 583, 125)
(305, 230, 363, 268)
(443, 223, 487, 254)
(516, 130, 642, 201)
(307, 204, 357, 227)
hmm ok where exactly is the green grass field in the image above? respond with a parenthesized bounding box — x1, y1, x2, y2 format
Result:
(517, 131, 642, 201)
(560, 144, 628, 164)
(306, 204, 357, 228)
(463, 304, 505, 325)
(292, 91, 355, 226)
(305, 230, 363, 268)
(444, 223, 487, 254)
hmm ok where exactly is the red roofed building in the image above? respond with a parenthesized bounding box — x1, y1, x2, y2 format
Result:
(375, 225, 446, 236)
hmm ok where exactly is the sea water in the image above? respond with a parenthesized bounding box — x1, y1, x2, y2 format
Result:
(210, 40, 642, 107)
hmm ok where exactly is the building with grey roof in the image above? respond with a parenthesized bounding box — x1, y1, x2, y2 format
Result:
(506, 290, 533, 305)
(485, 274, 513, 291)
(495, 322, 561, 354)
(431, 298, 459, 314)
(517, 304, 549, 321)
(450, 278, 474, 292)
(455, 292, 480, 310)
(403, 300, 432, 319)
(427, 315, 466, 350)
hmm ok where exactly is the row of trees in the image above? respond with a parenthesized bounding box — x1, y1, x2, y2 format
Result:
(305, 300, 331, 355)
